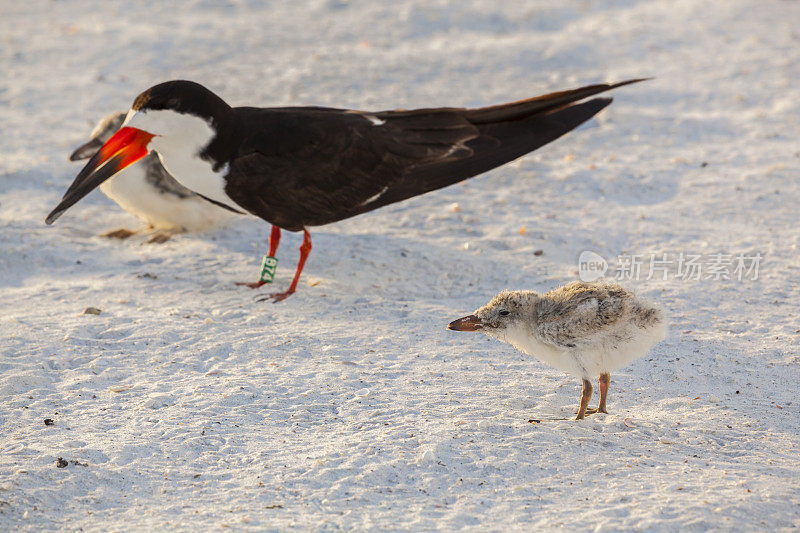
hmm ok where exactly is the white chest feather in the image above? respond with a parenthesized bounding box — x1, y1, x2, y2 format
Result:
(497, 324, 576, 374)
(124, 109, 237, 209)
(98, 165, 233, 231)
(491, 318, 667, 379)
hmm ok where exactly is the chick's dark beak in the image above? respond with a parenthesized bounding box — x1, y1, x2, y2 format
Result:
(69, 138, 104, 161)
(447, 315, 484, 332)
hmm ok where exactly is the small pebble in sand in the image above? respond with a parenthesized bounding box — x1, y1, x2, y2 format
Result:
(82, 307, 102, 315)
(44, 419, 54, 426)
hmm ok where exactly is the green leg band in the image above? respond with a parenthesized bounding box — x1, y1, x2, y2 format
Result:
(259, 256, 278, 283)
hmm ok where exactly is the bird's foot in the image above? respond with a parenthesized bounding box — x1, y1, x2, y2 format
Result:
(256, 289, 296, 303)
(146, 231, 172, 244)
(582, 407, 609, 416)
(236, 280, 269, 289)
(101, 228, 136, 239)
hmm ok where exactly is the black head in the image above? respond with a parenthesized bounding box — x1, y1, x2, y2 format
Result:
(132, 80, 232, 126)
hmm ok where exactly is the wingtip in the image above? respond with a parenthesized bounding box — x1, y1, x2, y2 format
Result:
(584, 96, 614, 112)
(609, 78, 653, 89)
(598, 96, 614, 110)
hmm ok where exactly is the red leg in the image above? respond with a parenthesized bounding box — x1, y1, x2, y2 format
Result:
(267, 224, 281, 257)
(268, 229, 312, 302)
(237, 225, 282, 289)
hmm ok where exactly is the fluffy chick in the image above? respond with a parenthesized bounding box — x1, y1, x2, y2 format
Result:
(448, 281, 667, 419)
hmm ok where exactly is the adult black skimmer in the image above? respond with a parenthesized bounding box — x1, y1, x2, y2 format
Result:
(47, 79, 644, 301)
(70, 112, 236, 243)
(448, 281, 666, 420)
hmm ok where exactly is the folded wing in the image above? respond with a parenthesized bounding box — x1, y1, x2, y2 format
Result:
(224, 80, 643, 231)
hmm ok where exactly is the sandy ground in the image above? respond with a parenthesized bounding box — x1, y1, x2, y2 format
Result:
(1, 0, 799, 530)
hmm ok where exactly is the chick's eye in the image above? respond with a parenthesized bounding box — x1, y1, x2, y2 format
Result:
(499, 310, 510, 316)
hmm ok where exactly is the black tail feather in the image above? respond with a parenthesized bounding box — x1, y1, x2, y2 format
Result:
(347, 79, 646, 217)
(409, 97, 613, 188)
(464, 78, 646, 124)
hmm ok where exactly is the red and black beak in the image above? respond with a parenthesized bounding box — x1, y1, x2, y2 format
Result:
(447, 315, 484, 332)
(46, 127, 154, 225)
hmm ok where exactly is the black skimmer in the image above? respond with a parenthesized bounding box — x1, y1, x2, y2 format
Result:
(69, 112, 236, 243)
(47, 79, 644, 301)
(448, 282, 666, 419)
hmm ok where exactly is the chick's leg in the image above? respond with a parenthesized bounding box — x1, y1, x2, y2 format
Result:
(576, 379, 593, 420)
(597, 373, 610, 414)
(585, 373, 610, 415)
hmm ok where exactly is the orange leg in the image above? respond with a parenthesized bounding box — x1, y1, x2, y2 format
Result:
(237, 225, 282, 289)
(597, 373, 610, 414)
(265, 229, 312, 302)
(575, 379, 593, 420)
(101, 228, 137, 239)
(585, 373, 610, 415)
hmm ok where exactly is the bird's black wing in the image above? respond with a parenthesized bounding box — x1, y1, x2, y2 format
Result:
(224, 80, 643, 231)
(225, 105, 478, 230)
